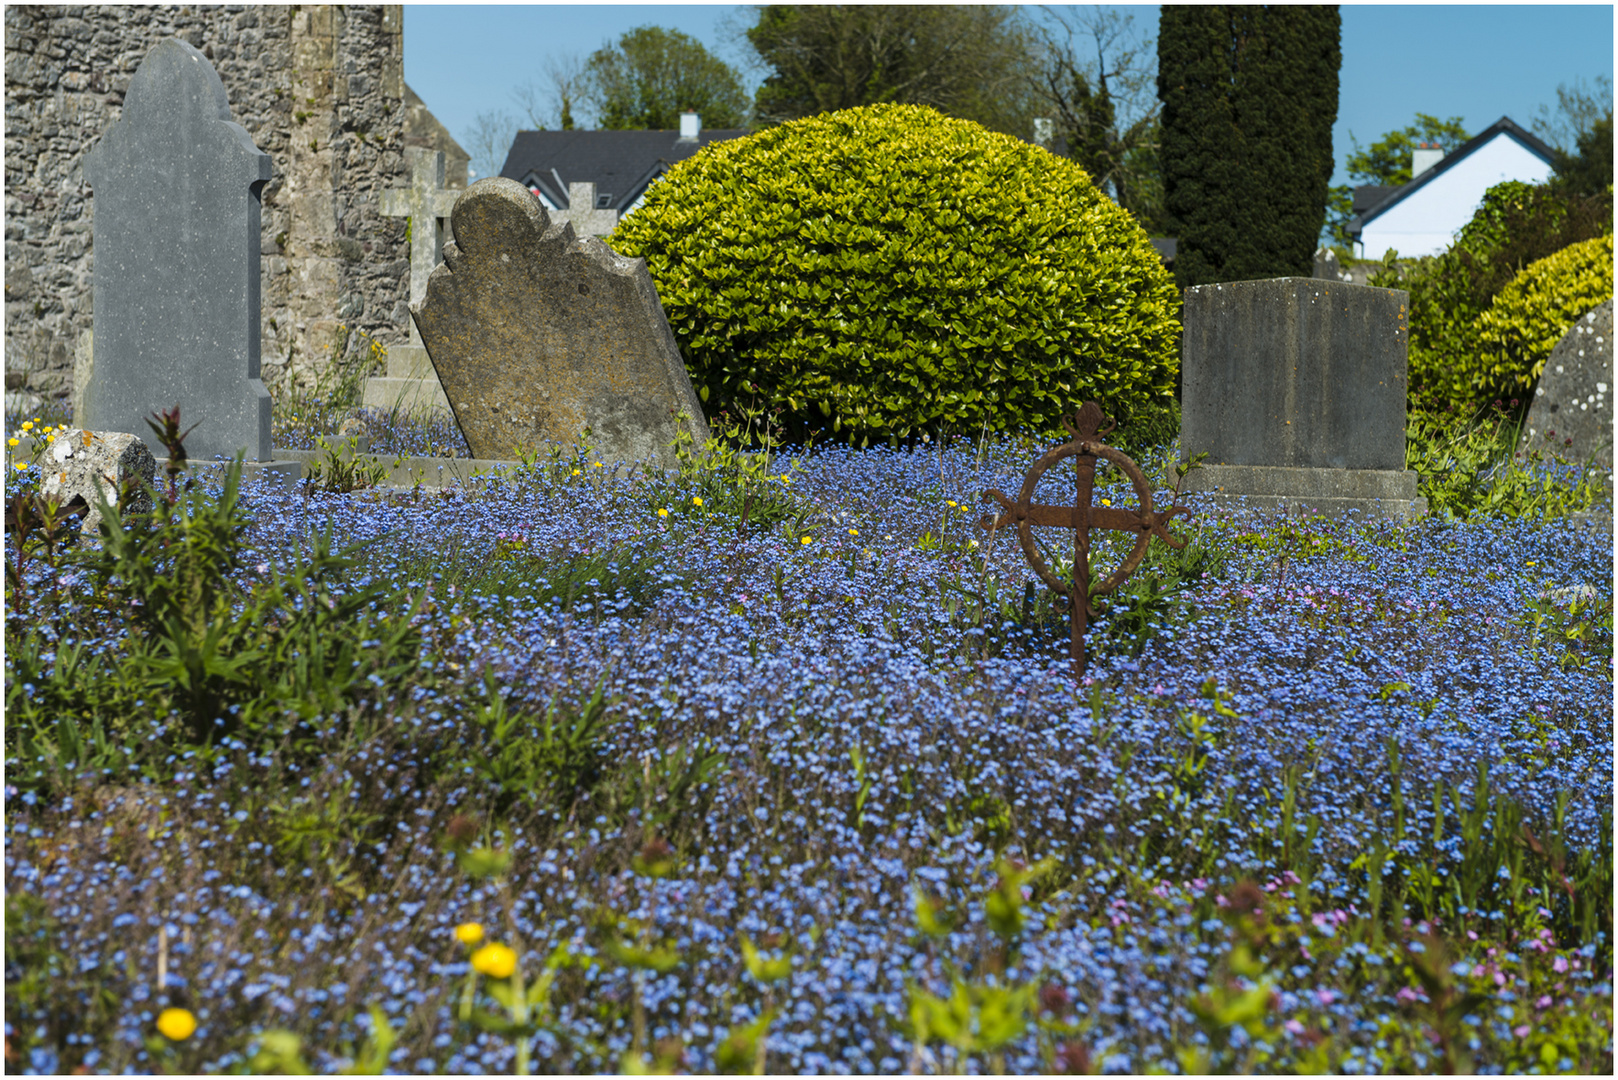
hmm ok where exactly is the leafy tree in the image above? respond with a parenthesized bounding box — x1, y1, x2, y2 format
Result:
(1158, 5, 1342, 287)
(1344, 113, 1471, 187)
(1552, 111, 1614, 197)
(745, 5, 1040, 137)
(1320, 113, 1470, 248)
(1535, 76, 1615, 198)
(585, 26, 750, 130)
(1030, 7, 1167, 234)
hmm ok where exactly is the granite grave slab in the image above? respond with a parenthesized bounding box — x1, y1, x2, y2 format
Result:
(81, 38, 282, 465)
(1178, 277, 1427, 521)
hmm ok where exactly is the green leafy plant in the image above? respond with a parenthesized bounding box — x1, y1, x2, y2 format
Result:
(304, 434, 389, 494)
(1405, 401, 1606, 521)
(611, 102, 1180, 446)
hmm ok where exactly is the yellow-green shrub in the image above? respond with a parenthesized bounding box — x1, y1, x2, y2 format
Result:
(610, 103, 1181, 445)
(1473, 234, 1614, 396)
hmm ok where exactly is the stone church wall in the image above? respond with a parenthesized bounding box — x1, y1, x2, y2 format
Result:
(4, 4, 414, 411)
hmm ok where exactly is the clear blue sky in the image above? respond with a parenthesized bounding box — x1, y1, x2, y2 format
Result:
(404, 3, 1615, 189)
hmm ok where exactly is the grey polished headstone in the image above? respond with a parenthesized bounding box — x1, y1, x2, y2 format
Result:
(1522, 300, 1612, 471)
(82, 38, 274, 462)
(411, 177, 711, 466)
(1179, 277, 1426, 521)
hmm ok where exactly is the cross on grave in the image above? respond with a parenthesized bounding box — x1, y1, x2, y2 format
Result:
(557, 181, 619, 238)
(382, 147, 459, 347)
(979, 402, 1191, 679)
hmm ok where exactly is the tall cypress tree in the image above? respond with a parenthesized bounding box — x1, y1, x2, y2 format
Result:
(1158, 6, 1341, 288)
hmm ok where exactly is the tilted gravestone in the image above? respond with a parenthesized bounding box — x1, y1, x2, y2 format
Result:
(412, 177, 711, 466)
(81, 38, 280, 464)
(1178, 277, 1427, 521)
(1521, 300, 1612, 471)
(364, 146, 458, 415)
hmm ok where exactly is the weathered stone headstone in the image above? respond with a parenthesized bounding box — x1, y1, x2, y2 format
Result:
(42, 429, 156, 536)
(81, 38, 276, 462)
(1178, 277, 1427, 520)
(364, 147, 459, 414)
(1522, 300, 1612, 471)
(412, 178, 711, 465)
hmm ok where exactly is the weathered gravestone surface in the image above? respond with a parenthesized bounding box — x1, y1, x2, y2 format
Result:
(42, 429, 156, 537)
(1178, 277, 1428, 521)
(81, 38, 282, 466)
(1522, 300, 1613, 472)
(412, 177, 711, 466)
(364, 146, 459, 415)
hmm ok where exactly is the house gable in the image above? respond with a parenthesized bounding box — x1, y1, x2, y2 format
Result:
(498, 128, 749, 226)
(1350, 116, 1556, 259)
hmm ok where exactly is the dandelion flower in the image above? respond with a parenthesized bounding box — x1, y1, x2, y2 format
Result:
(156, 1008, 197, 1041)
(472, 942, 517, 979)
(455, 922, 484, 945)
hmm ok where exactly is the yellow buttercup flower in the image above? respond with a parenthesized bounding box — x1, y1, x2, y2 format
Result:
(454, 922, 484, 946)
(848, 528, 858, 536)
(7, 437, 16, 447)
(156, 1007, 197, 1041)
(572, 468, 581, 476)
(1100, 498, 1111, 507)
(946, 500, 958, 508)
(801, 536, 812, 545)
(471, 942, 517, 979)
(692, 496, 703, 507)
(21, 421, 34, 432)
(658, 507, 670, 518)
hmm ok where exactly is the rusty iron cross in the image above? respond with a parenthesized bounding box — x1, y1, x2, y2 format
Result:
(979, 402, 1190, 679)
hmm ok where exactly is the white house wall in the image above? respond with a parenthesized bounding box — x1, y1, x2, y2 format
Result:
(1357, 135, 1554, 260)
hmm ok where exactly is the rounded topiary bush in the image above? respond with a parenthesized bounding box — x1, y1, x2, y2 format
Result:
(1473, 234, 1614, 397)
(610, 103, 1180, 446)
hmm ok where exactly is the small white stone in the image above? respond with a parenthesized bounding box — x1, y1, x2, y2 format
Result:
(1599, 383, 1609, 393)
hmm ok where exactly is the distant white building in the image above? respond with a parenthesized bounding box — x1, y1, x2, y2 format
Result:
(1349, 116, 1557, 260)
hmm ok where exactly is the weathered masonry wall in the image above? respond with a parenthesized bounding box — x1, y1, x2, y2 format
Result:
(4, 4, 414, 409)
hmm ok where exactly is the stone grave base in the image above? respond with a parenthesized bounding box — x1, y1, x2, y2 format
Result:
(1181, 463, 1428, 522)
(361, 343, 451, 417)
(164, 458, 304, 492)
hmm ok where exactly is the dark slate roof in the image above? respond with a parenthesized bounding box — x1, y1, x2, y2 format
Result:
(1347, 116, 1557, 238)
(498, 128, 751, 211)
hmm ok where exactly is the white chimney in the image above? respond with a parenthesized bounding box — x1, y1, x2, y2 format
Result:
(679, 111, 700, 141)
(1412, 143, 1444, 178)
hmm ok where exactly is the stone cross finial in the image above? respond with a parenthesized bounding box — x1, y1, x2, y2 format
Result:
(382, 147, 459, 346)
(559, 181, 619, 238)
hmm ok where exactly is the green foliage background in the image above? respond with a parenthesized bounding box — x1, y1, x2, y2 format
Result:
(587, 25, 750, 130)
(1157, 6, 1341, 287)
(610, 103, 1181, 446)
(1473, 235, 1614, 395)
(1370, 181, 1614, 413)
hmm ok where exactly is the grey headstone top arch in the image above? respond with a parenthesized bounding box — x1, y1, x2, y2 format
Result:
(1523, 299, 1613, 472)
(82, 37, 275, 462)
(411, 177, 711, 466)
